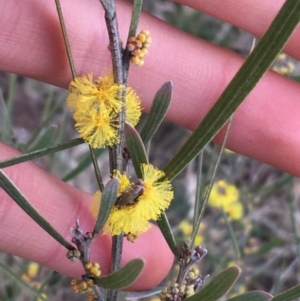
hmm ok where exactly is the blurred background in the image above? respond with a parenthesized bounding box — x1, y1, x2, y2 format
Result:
(1, 0, 300, 300)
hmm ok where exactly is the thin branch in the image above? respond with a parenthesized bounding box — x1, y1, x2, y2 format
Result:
(98, 2, 126, 301)
(55, 0, 77, 79)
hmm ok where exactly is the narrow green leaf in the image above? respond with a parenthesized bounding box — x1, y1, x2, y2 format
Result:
(29, 125, 57, 152)
(125, 123, 177, 255)
(30, 270, 54, 301)
(162, 0, 300, 181)
(272, 284, 300, 301)
(0, 261, 48, 301)
(7, 74, 17, 116)
(41, 87, 55, 121)
(140, 81, 173, 145)
(93, 178, 119, 235)
(0, 75, 16, 142)
(53, 103, 68, 145)
(94, 259, 144, 289)
(227, 291, 272, 301)
(2, 74, 17, 142)
(222, 209, 241, 259)
(156, 212, 179, 257)
(0, 89, 11, 142)
(193, 152, 203, 230)
(191, 119, 233, 248)
(0, 169, 75, 250)
(185, 266, 241, 301)
(62, 148, 103, 182)
(125, 123, 148, 178)
(125, 124, 178, 256)
(89, 145, 104, 191)
(0, 138, 84, 169)
(125, 287, 164, 300)
(128, 0, 143, 38)
(248, 238, 284, 257)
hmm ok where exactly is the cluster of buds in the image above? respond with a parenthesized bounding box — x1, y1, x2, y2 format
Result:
(160, 243, 208, 301)
(127, 30, 152, 66)
(186, 267, 200, 281)
(272, 53, 295, 75)
(160, 281, 195, 301)
(160, 267, 205, 301)
(87, 293, 98, 301)
(66, 249, 81, 262)
(85, 261, 101, 277)
(71, 278, 94, 294)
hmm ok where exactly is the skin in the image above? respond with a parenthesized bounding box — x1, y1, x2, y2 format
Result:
(0, 0, 300, 291)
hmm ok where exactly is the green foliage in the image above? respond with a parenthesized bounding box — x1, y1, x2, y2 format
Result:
(94, 259, 144, 289)
(227, 291, 272, 301)
(156, 212, 179, 257)
(125, 123, 148, 178)
(93, 178, 119, 235)
(0, 169, 74, 250)
(1, 0, 300, 300)
(0, 261, 48, 301)
(62, 147, 103, 182)
(28, 125, 57, 152)
(128, 0, 144, 38)
(140, 81, 173, 145)
(163, 0, 300, 182)
(0, 138, 84, 169)
(185, 266, 241, 301)
(272, 284, 300, 301)
(0, 75, 15, 143)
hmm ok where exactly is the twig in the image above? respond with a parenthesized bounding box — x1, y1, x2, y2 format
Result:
(98, 1, 126, 300)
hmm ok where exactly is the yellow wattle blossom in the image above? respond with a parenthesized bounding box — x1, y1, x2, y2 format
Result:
(67, 72, 142, 148)
(67, 73, 122, 112)
(125, 87, 142, 126)
(114, 170, 132, 192)
(90, 164, 174, 238)
(208, 180, 243, 220)
(21, 262, 39, 283)
(73, 106, 119, 148)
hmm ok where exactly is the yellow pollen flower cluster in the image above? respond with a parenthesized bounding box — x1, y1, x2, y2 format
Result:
(208, 180, 243, 220)
(67, 73, 141, 148)
(127, 30, 151, 66)
(91, 164, 174, 238)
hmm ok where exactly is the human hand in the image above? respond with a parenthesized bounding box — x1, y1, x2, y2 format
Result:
(0, 0, 300, 290)
(1, 0, 300, 175)
(0, 143, 173, 290)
